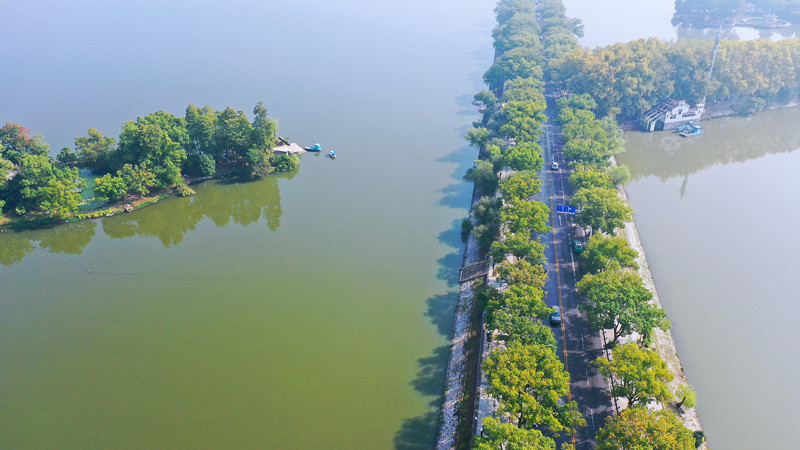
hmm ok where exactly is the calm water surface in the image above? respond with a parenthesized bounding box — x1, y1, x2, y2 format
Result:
(0, 1, 495, 448)
(619, 108, 800, 449)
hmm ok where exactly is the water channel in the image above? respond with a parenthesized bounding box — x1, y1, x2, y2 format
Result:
(0, 1, 495, 448)
(564, 0, 800, 447)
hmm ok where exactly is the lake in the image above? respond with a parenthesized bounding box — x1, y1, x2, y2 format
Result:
(0, 0, 495, 448)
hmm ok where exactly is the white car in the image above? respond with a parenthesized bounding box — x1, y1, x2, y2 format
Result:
(551, 161, 559, 170)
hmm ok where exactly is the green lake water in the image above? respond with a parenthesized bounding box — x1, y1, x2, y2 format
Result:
(0, 1, 495, 447)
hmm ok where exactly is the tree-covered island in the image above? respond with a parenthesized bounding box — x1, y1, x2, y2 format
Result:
(0, 102, 298, 228)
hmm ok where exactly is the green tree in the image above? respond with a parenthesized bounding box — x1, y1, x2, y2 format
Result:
(0, 123, 49, 165)
(243, 147, 270, 179)
(93, 173, 129, 203)
(568, 166, 613, 191)
(503, 141, 544, 171)
(466, 127, 491, 148)
(473, 417, 556, 450)
(490, 232, 546, 265)
(116, 114, 187, 188)
(465, 159, 499, 194)
(595, 343, 673, 406)
(472, 196, 503, 251)
(270, 154, 299, 173)
(494, 259, 548, 288)
(485, 283, 550, 327)
(6, 154, 84, 217)
(250, 101, 277, 152)
(499, 170, 541, 202)
(491, 311, 558, 349)
(56, 147, 78, 167)
(500, 199, 550, 235)
(74, 128, 116, 172)
(185, 104, 217, 156)
(582, 234, 638, 273)
(577, 269, 668, 343)
(595, 407, 695, 450)
(118, 164, 156, 197)
(571, 186, 632, 234)
(483, 342, 584, 433)
(215, 107, 252, 161)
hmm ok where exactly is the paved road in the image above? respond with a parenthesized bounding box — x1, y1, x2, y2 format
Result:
(539, 89, 616, 449)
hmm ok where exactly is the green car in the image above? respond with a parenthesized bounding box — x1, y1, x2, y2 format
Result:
(573, 239, 584, 253)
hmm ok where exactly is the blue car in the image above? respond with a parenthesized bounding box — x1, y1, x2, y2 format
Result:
(550, 306, 561, 325)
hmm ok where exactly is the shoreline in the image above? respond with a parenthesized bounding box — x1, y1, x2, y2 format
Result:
(613, 161, 708, 446)
(435, 184, 483, 450)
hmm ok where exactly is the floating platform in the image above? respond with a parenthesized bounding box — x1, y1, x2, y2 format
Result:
(273, 142, 307, 155)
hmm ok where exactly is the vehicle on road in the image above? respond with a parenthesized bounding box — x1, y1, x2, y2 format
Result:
(551, 161, 559, 170)
(572, 224, 585, 253)
(550, 306, 561, 325)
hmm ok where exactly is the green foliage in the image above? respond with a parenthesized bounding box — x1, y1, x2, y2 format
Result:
(499, 170, 541, 201)
(460, 217, 473, 243)
(675, 384, 697, 409)
(250, 101, 277, 153)
(118, 164, 155, 197)
(569, 166, 614, 191)
(490, 232, 546, 265)
(175, 183, 196, 197)
(577, 269, 668, 343)
(503, 141, 543, 171)
(494, 259, 548, 288)
(56, 147, 78, 167)
(491, 311, 558, 349)
(185, 153, 216, 177)
(472, 196, 503, 252)
(93, 174, 128, 203)
(595, 407, 695, 450)
(608, 165, 631, 186)
(582, 234, 638, 273)
(595, 343, 674, 406)
(571, 185, 633, 234)
(6, 154, 84, 217)
(465, 159, 499, 194)
(473, 417, 556, 449)
(483, 341, 584, 434)
(74, 128, 116, 172)
(270, 154, 299, 174)
(116, 112, 187, 188)
(0, 123, 49, 165)
(740, 96, 768, 115)
(501, 198, 550, 235)
(242, 147, 270, 179)
(185, 104, 217, 156)
(486, 283, 550, 327)
(216, 106, 253, 161)
(466, 127, 491, 148)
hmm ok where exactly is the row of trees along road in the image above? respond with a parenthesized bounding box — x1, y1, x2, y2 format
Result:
(553, 44, 703, 447)
(462, 1, 587, 449)
(463, 0, 702, 448)
(1, 102, 297, 220)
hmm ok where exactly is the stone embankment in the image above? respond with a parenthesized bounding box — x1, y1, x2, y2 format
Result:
(613, 164, 708, 448)
(435, 189, 482, 450)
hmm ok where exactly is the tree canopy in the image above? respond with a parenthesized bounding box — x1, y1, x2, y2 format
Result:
(595, 406, 695, 450)
(595, 343, 674, 406)
(577, 268, 668, 343)
(473, 417, 556, 450)
(483, 341, 584, 434)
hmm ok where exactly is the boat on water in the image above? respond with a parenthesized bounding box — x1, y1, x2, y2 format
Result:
(304, 143, 322, 152)
(328, 150, 336, 158)
(676, 121, 704, 137)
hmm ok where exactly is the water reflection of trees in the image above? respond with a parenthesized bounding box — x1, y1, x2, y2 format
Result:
(621, 107, 800, 184)
(0, 171, 292, 266)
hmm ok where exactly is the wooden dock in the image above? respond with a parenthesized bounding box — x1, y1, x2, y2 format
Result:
(459, 260, 490, 283)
